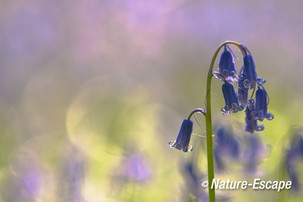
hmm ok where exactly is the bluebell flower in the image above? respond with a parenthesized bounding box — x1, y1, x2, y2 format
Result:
(221, 82, 243, 115)
(214, 126, 239, 171)
(238, 53, 258, 89)
(244, 99, 264, 134)
(219, 46, 237, 80)
(242, 54, 258, 89)
(169, 119, 193, 152)
(238, 74, 249, 107)
(255, 86, 274, 121)
(285, 131, 303, 190)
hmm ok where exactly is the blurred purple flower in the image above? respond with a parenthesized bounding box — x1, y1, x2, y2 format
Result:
(214, 126, 239, 171)
(68, 158, 86, 201)
(285, 132, 303, 190)
(181, 160, 230, 201)
(124, 154, 151, 182)
(59, 147, 86, 202)
(181, 161, 208, 202)
(286, 148, 301, 190)
(242, 134, 265, 174)
(21, 170, 42, 196)
(8, 150, 44, 200)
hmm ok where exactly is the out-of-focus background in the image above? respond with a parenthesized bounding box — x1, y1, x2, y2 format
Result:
(1, 0, 303, 201)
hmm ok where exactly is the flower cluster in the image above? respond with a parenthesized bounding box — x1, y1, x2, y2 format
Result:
(217, 45, 274, 133)
(168, 43, 274, 154)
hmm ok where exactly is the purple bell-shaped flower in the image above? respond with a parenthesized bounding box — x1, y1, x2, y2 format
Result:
(255, 86, 274, 121)
(241, 54, 258, 89)
(244, 99, 264, 134)
(169, 119, 193, 152)
(219, 46, 237, 80)
(221, 82, 243, 115)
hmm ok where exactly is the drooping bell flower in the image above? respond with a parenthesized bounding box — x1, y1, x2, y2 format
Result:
(244, 99, 264, 134)
(242, 54, 258, 89)
(219, 46, 237, 80)
(169, 119, 193, 152)
(255, 86, 274, 121)
(221, 82, 243, 115)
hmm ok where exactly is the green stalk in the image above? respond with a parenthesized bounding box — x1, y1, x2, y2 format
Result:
(205, 41, 242, 202)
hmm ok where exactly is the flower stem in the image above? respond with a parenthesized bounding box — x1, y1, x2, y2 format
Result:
(250, 86, 256, 99)
(187, 108, 205, 120)
(205, 41, 242, 202)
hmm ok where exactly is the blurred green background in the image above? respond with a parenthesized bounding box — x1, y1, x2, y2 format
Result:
(0, 0, 303, 201)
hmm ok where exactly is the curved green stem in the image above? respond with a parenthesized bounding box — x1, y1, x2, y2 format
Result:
(187, 108, 205, 120)
(205, 41, 242, 202)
